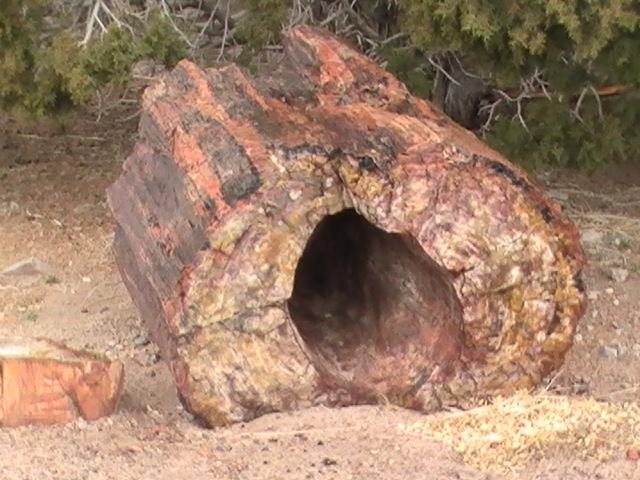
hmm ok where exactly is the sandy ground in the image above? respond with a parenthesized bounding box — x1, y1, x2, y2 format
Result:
(0, 107, 639, 480)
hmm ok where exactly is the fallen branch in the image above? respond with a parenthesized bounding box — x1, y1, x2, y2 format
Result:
(505, 83, 633, 100)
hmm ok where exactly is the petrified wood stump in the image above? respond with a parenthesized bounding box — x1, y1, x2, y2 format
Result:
(0, 338, 123, 426)
(108, 25, 586, 426)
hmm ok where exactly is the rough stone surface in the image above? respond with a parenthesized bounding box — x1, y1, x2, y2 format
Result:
(609, 268, 629, 283)
(107, 25, 586, 427)
(0, 338, 123, 427)
(600, 345, 619, 359)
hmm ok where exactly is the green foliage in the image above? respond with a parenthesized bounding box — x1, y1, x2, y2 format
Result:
(401, 0, 640, 87)
(48, 33, 95, 106)
(399, 0, 640, 168)
(84, 26, 140, 87)
(0, 6, 186, 116)
(236, 0, 289, 50)
(138, 9, 187, 67)
(379, 46, 434, 99)
(0, 0, 45, 113)
(487, 96, 637, 170)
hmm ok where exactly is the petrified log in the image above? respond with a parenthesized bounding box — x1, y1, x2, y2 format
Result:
(107, 25, 586, 426)
(0, 338, 123, 426)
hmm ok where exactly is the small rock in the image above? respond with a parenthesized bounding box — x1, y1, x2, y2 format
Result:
(581, 228, 603, 244)
(131, 59, 166, 79)
(321, 458, 338, 466)
(574, 333, 583, 343)
(548, 190, 569, 201)
(215, 441, 231, 452)
(0, 201, 19, 216)
(587, 290, 600, 301)
(591, 309, 599, 319)
(600, 345, 619, 359)
(146, 352, 160, 366)
(73, 203, 94, 215)
(133, 333, 150, 347)
(82, 276, 92, 283)
(605, 287, 615, 295)
(613, 298, 620, 306)
(609, 268, 629, 283)
(1, 257, 53, 277)
(288, 190, 302, 201)
(25, 209, 44, 220)
(627, 448, 639, 461)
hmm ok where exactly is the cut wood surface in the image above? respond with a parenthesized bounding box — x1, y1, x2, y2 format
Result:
(0, 338, 124, 427)
(108, 25, 586, 427)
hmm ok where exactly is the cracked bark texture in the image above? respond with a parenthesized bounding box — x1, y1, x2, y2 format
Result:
(107, 25, 586, 427)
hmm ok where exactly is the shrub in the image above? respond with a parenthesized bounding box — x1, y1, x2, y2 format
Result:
(0, 4, 186, 117)
(235, 0, 289, 50)
(399, 0, 640, 168)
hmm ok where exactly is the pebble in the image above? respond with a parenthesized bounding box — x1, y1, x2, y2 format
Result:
(133, 333, 150, 347)
(75, 418, 88, 430)
(574, 333, 583, 343)
(73, 203, 94, 215)
(613, 298, 620, 306)
(600, 345, 619, 359)
(549, 190, 569, 201)
(610, 268, 629, 283)
(288, 190, 302, 201)
(0, 201, 19, 216)
(1, 257, 53, 277)
(587, 290, 600, 301)
(146, 352, 160, 365)
(581, 228, 603, 244)
(605, 287, 615, 295)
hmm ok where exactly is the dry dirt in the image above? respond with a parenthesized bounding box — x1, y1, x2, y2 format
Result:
(0, 106, 639, 480)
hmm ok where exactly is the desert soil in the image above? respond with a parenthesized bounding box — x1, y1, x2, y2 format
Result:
(0, 104, 639, 480)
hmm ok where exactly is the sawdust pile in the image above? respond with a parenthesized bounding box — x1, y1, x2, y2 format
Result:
(402, 391, 640, 473)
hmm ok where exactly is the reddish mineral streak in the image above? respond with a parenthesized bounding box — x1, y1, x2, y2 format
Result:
(108, 25, 586, 426)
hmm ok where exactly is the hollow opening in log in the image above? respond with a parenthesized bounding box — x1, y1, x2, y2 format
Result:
(288, 209, 465, 397)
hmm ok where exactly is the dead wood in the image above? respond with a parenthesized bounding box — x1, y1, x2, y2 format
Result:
(108, 25, 586, 426)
